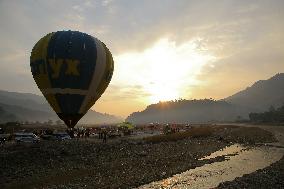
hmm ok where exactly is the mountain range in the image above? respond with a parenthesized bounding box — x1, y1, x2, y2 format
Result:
(1, 73, 283, 125)
(0, 90, 122, 124)
(127, 73, 284, 124)
(225, 73, 284, 110)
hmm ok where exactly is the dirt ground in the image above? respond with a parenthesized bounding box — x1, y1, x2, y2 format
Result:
(0, 125, 277, 189)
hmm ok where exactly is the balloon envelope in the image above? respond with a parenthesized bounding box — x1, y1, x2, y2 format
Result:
(30, 31, 114, 127)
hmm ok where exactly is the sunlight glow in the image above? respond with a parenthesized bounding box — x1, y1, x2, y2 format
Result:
(113, 38, 216, 103)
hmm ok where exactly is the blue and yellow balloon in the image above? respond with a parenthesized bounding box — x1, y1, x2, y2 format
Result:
(30, 31, 114, 128)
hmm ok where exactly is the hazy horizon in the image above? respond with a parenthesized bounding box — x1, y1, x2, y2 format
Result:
(0, 0, 284, 117)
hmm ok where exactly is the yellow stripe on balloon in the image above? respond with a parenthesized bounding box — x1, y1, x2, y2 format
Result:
(31, 32, 62, 113)
(31, 33, 54, 89)
(31, 33, 54, 62)
(42, 88, 88, 95)
(44, 94, 61, 113)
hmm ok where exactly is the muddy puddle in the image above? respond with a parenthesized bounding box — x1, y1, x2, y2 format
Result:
(137, 143, 284, 189)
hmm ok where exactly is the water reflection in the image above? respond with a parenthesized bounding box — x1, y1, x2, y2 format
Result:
(198, 144, 245, 160)
(137, 144, 284, 189)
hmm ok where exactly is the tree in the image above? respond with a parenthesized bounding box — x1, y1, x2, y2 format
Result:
(269, 105, 276, 112)
(249, 104, 284, 123)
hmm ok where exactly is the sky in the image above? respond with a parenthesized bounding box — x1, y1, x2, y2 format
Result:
(0, 0, 284, 117)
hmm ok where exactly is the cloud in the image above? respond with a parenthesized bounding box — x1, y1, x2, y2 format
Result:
(102, 84, 151, 101)
(0, 0, 283, 116)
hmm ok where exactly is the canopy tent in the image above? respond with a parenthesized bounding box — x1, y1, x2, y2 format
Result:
(117, 122, 134, 129)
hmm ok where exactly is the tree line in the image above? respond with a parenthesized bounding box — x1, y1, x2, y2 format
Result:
(249, 105, 284, 124)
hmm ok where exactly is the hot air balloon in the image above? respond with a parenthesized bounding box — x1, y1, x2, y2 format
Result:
(30, 31, 114, 128)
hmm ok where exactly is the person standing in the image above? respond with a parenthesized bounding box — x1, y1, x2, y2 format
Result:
(102, 129, 107, 143)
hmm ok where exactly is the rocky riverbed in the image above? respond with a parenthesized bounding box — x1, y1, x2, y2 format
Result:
(0, 125, 279, 189)
(217, 125, 284, 189)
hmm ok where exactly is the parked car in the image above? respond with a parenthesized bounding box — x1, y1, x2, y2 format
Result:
(14, 132, 40, 143)
(53, 132, 71, 140)
(41, 134, 57, 140)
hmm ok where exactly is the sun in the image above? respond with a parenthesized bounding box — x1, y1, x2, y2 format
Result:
(113, 37, 216, 104)
(148, 84, 179, 103)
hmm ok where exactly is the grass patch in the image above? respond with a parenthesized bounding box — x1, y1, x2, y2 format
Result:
(144, 125, 223, 143)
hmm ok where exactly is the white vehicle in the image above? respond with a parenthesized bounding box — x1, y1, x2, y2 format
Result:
(14, 132, 40, 143)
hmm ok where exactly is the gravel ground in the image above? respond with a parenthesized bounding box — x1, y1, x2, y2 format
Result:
(0, 126, 277, 189)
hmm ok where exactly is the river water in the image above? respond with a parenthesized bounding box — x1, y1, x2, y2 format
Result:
(136, 126, 284, 189)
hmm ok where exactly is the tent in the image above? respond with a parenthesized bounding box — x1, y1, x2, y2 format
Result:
(117, 122, 134, 129)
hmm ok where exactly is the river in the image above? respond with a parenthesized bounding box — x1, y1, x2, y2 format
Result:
(136, 125, 284, 189)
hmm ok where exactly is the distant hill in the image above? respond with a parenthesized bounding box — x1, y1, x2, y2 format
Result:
(0, 90, 122, 124)
(127, 73, 284, 124)
(0, 90, 51, 112)
(127, 99, 252, 124)
(0, 102, 56, 122)
(81, 111, 123, 125)
(225, 73, 284, 111)
(0, 105, 19, 123)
